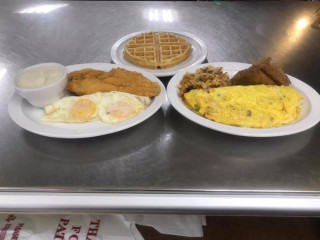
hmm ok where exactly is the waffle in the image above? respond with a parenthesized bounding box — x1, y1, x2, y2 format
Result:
(123, 32, 192, 69)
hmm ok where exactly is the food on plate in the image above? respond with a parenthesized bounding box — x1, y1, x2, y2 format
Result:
(16, 64, 65, 89)
(67, 67, 161, 97)
(41, 92, 101, 123)
(13, 63, 68, 108)
(123, 32, 192, 69)
(177, 65, 231, 98)
(98, 92, 150, 124)
(40, 91, 151, 124)
(231, 57, 291, 86)
(184, 85, 303, 128)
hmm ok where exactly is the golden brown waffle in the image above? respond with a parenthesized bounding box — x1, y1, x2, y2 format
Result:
(123, 32, 192, 69)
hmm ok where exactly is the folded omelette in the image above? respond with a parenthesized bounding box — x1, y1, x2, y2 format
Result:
(184, 85, 304, 128)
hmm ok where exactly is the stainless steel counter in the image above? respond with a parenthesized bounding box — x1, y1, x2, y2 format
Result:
(1, 0, 320, 214)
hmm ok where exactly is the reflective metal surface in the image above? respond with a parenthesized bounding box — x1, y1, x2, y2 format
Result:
(1, 1, 320, 198)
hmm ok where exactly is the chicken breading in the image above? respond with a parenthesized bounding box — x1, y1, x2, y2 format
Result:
(254, 57, 291, 86)
(231, 57, 291, 86)
(67, 68, 161, 97)
(231, 65, 275, 86)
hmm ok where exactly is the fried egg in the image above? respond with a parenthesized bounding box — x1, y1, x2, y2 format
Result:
(40, 93, 101, 123)
(40, 92, 151, 124)
(184, 85, 304, 128)
(98, 92, 151, 124)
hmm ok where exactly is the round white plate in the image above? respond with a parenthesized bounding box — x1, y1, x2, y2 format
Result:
(8, 63, 166, 138)
(167, 62, 320, 137)
(111, 30, 208, 77)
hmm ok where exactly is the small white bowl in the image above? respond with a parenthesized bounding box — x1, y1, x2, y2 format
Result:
(13, 63, 68, 108)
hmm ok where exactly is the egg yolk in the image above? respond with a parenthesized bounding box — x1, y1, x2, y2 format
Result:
(105, 101, 134, 120)
(70, 98, 97, 120)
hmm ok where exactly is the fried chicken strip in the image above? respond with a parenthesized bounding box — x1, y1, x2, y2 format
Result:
(231, 57, 291, 86)
(254, 57, 291, 86)
(231, 65, 275, 86)
(67, 68, 161, 97)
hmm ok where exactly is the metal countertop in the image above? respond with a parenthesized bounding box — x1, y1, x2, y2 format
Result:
(1, 0, 320, 214)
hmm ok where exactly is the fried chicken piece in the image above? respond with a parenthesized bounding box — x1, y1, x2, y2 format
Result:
(231, 57, 291, 86)
(67, 68, 161, 97)
(254, 57, 291, 86)
(231, 65, 275, 86)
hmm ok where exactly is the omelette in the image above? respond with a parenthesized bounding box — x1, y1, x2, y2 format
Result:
(184, 85, 304, 128)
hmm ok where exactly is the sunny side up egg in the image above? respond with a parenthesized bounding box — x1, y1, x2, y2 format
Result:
(41, 93, 101, 123)
(98, 92, 151, 124)
(40, 92, 151, 124)
(184, 85, 304, 128)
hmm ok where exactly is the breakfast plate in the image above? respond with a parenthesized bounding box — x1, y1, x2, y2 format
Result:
(167, 62, 320, 137)
(111, 30, 207, 77)
(8, 63, 166, 138)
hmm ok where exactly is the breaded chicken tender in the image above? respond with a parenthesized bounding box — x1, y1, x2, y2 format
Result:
(231, 57, 291, 86)
(67, 68, 161, 97)
(254, 57, 291, 86)
(231, 66, 275, 86)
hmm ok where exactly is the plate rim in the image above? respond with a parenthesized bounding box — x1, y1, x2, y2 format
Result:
(8, 63, 166, 139)
(167, 62, 320, 137)
(111, 30, 208, 77)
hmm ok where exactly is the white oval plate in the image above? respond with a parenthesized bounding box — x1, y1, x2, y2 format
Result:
(167, 62, 320, 137)
(111, 30, 208, 77)
(8, 63, 166, 138)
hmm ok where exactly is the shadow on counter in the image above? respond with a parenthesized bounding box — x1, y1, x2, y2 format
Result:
(22, 109, 165, 164)
(166, 105, 315, 162)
